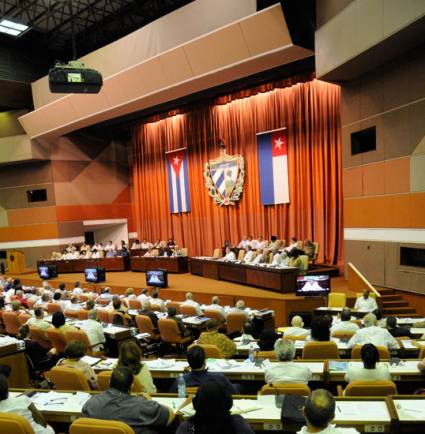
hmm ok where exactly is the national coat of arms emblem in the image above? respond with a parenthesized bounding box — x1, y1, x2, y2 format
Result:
(204, 140, 245, 206)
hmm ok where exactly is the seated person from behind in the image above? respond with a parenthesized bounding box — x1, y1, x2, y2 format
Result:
(170, 346, 237, 394)
(243, 245, 255, 264)
(108, 296, 131, 325)
(344, 343, 390, 383)
(264, 338, 312, 384)
(386, 316, 413, 338)
(168, 306, 190, 337)
(310, 317, 331, 342)
(50, 311, 78, 335)
(66, 295, 81, 311)
(78, 309, 106, 352)
(0, 373, 55, 434)
(198, 319, 236, 359)
(56, 340, 98, 389)
(284, 315, 310, 339)
(330, 307, 359, 335)
(117, 341, 157, 393)
(222, 247, 236, 262)
(347, 313, 399, 350)
(83, 367, 174, 434)
(205, 295, 226, 317)
(139, 300, 159, 330)
(299, 389, 360, 434)
(228, 299, 252, 321)
(176, 379, 253, 434)
(150, 287, 166, 312)
(240, 322, 256, 343)
(25, 307, 50, 330)
(182, 292, 202, 315)
(354, 289, 378, 312)
(258, 329, 279, 351)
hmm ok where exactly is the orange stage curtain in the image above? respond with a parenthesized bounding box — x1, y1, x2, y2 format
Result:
(132, 78, 342, 264)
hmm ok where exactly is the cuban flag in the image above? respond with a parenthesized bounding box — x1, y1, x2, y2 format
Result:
(257, 128, 290, 205)
(166, 148, 191, 213)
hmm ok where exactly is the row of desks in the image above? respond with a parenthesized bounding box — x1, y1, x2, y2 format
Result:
(8, 389, 425, 433)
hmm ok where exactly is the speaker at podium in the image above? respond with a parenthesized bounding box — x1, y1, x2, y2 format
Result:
(6, 250, 26, 274)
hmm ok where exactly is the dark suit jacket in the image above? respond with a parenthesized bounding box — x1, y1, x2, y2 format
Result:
(139, 310, 158, 329)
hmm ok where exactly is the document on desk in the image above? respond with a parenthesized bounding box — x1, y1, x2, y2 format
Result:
(80, 356, 101, 366)
(400, 340, 419, 349)
(31, 391, 90, 412)
(146, 359, 188, 370)
(103, 325, 129, 335)
(334, 401, 390, 422)
(394, 399, 425, 421)
(95, 358, 118, 370)
(329, 361, 349, 372)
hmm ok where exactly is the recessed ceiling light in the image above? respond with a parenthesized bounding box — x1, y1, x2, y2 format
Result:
(0, 19, 29, 36)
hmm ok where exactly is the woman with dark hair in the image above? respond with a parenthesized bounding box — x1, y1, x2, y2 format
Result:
(56, 340, 98, 389)
(50, 311, 78, 335)
(117, 340, 157, 393)
(258, 329, 279, 351)
(310, 317, 331, 342)
(345, 343, 391, 383)
(0, 373, 55, 434)
(177, 380, 254, 434)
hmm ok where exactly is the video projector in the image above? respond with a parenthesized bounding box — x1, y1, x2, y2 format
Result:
(49, 61, 103, 94)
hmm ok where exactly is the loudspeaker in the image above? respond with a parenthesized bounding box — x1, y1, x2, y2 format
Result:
(288, 311, 312, 327)
(84, 231, 95, 245)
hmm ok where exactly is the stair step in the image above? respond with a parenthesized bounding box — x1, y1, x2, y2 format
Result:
(383, 307, 416, 314)
(377, 288, 395, 295)
(394, 313, 423, 318)
(382, 301, 409, 308)
(381, 295, 403, 302)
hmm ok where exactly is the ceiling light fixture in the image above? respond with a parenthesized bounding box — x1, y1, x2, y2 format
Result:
(0, 19, 29, 36)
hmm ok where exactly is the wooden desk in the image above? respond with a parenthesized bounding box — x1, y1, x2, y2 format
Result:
(190, 258, 297, 293)
(388, 395, 425, 433)
(0, 342, 30, 388)
(37, 257, 129, 273)
(315, 307, 370, 318)
(130, 256, 189, 273)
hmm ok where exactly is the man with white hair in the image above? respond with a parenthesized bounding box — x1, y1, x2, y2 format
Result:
(78, 310, 106, 352)
(284, 316, 310, 339)
(242, 245, 255, 264)
(206, 296, 226, 317)
(264, 338, 312, 384)
(354, 289, 378, 312)
(228, 300, 252, 320)
(182, 292, 202, 315)
(330, 308, 359, 334)
(298, 389, 360, 434)
(347, 313, 399, 349)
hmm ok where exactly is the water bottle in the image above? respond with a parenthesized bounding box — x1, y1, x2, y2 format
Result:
(177, 374, 186, 398)
(248, 343, 255, 363)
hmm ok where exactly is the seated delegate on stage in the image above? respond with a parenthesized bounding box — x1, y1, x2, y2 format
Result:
(252, 248, 267, 265)
(238, 235, 252, 250)
(354, 289, 378, 312)
(131, 239, 141, 249)
(270, 250, 289, 267)
(243, 245, 255, 263)
(285, 237, 299, 252)
(251, 236, 267, 250)
(303, 239, 316, 259)
(222, 247, 236, 262)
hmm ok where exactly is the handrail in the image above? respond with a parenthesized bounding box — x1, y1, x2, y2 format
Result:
(347, 262, 380, 298)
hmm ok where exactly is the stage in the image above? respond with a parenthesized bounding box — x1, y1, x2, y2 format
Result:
(18, 271, 356, 327)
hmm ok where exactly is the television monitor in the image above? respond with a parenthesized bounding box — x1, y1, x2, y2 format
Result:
(296, 275, 330, 297)
(85, 267, 105, 283)
(146, 269, 168, 288)
(38, 264, 58, 280)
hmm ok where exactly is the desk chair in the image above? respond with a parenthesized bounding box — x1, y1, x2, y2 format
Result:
(64, 310, 80, 319)
(311, 242, 320, 263)
(331, 330, 355, 340)
(128, 299, 142, 310)
(47, 303, 62, 314)
(302, 341, 339, 359)
(186, 386, 199, 394)
(65, 329, 103, 356)
(135, 315, 160, 340)
(97, 371, 143, 392)
(18, 313, 31, 325)
(46, 328, 67, 353)
(351, 345, 390, 359)
(2, 311, 20, 335)
(189, 344, 223, 358)
(79, 295, 89, 303)
(97, 309, 110, 323)
(203, 309, 225, 325)
(226, 312, 246, 335)
(0, 412, 34, 434)
(339, 380, 397, 396)
(29, 327, 52, 349)
(256, 350, 277, 361)
(181, 248, 188, 257)
(70, 418, 134, 434)
(284, 335, 307, 341)
(180, 304, 198, 316)
(166, 301, 181, 314)
(237, 250, 245, 261)
(158, 318, 192, 348)
(96, 298, 110, 306)
(77, 310, 89, 320)
(48, 366, 91, 391)
(212, 248, 221, 259)
(259, 383, 311, 396)
(328, 293, 346, 308)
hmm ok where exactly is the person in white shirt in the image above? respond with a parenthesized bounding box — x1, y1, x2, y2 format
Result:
(66, 296, 81, 311)
(344, 343, 391, 384)
(80, 243, 91, 253)
(252, 248, 266, 265)
(104, 241, 116, 252)
(66, 243, 76, 253)
(330, 308, 359, 335)
(25, 307, 50, 330)
(72, 282, 83, 295)
(264, 338, 312, 384)
(222, 247, 236, 262)
(243, 245, 255, 264)
(238, 235, 251, 250)
(131, 239, 141, 250)
(354, 289, 378, 312)
(251, 236, 267, 250)
(137, 288, 149, 305)
(141, 239, 153, 249)
(285, 237, 299, 252)
(298, 389, 360, 434)
(347, 313, 399, 349)
(34, 293, 51, 309)
(205, 296, 226, 317)
(228, 300, 252, 321)
(80, 250, 92, 259)
(284, 315, 310, 339)
(182, 292, 202, 315)
(93, 242, 103, 251)
(78, 310, 106, 352)
(91, 249, 101, 259)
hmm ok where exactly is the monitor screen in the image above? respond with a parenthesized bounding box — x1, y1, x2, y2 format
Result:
(85, 267, 98, 283)
(38, 265, 50, 279)
(296, 275, 330, 297)
(146, 269, 168, 288)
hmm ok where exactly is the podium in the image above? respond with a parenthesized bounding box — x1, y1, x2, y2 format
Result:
(6, 250, 25, 274)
